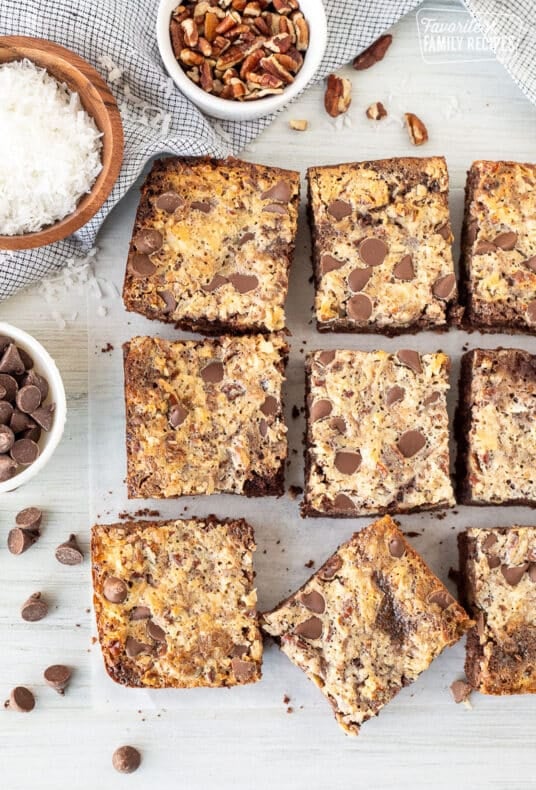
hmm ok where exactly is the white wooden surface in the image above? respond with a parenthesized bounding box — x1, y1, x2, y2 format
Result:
(2, 2, 536, 787)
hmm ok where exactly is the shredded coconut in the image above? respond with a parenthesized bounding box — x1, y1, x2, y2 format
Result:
(0, 59, 103, 235)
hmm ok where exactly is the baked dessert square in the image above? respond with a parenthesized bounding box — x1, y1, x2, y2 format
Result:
(123, 157, 300, 334)
(307, 157, 457, 334)
(459, 160, 536, 334)
(263, 515, 472, 735)
(456, 348, 536, 506)
(303, 349, 455, 517)
(92, 517, 262, 688)
(124, 333, 288, 498)
(458, 526, 536, 694)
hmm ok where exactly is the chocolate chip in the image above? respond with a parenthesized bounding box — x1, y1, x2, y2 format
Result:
(334, 450, 362, 475)
(112, 746, 141, 774)
(8, 527, 38, 555)
(21, 592, 48, 622)
(10, 438, 39, 465)
(6, 686, 35, 712)
(231, 657, 256, 683)
(428, 589, 453, 609)
(450, 679, 472, 704)
(259, 418, 268, 437)
(327, 199, 352, 220)
(0, 455, 17, 482)
(133, 229, 162, 254)
(0, 344, 25, 375)
(16, 385, 42, 414)
(146, 620, 166, 642)
(482, 533, 498, 552)
(348, 267, 373, 292)
(318, 554, 343, 580)
(294, 616, 322, 640)
(466, 220, 478, 245)
(393, 254, 414, 280)
(493, 231, 517, 250)
(487, 556, 501, 570)
(397, 430, 426, 458)
(263, 203, 287, 214)
(169, 403, 188, 427)
(55, 534, 83, 565)
(0, 425, 14, 453)
(131, 606, 151, 620)
(321, 254, 344, 274)
(125, 637, 150, 658)
(0, 401, 13, 424)
(310, 399, 332, 421)
(157, 290, 176, 314)
(130, 253, 157, 278)
(43, 665, 71, 694)
(396, 349, 422, 374)
(103, 576, 128, 603)
(231, 644, 248, 658)
(386, 386, 405, 406)
(18, 348, 33, 370)
(300, 590, 325, 613)
(529, 564, 536, 583)
(238, 231, 255, 246)
(474, 240, 497, 255)
(0, 373, 18, 402)
(23, 425, 42, 444)
(317, 350, 335, 366)
(330, 416, 346, 433)
(432, 273, 456, 300)
(201, 361, 224, 383)
(358, 237, 388, 267)
(0, 335, 12, 353)
(0, 385, 5, 399)
(423, 391, 440, 406)
(227, 273, 259, 293)
(500, 564, 529, 586)
(332, 492, 355, 511)
(10, 410, 35, 434)
(191, 200, 211, 212)
(526, 300, 536, 324)
(22, 370, 48, 400)
(260, 395, 278, 416)
(522, 256, 536, 272)
(155, 191, 183, 213)
(261, 180, 291, 202)
(203, 274, 228, 292)
(389, 537, 405, 558)
(347, 293, 373, 321)
(436, 223, 451, 241)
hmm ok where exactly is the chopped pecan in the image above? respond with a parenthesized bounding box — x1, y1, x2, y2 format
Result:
(215, 15, 238, 35)
(290, 11, 308, 50)
(243, 1, 262, 15)
(200, 60, 214, 91)
(180, 48, 205, 67)
(405, 112, 428, 145)
(252, 16, 271, 35)
(289, 118, 308, 131)
(353, 34, 393, 70)
(366, 101, 387, 120)
(273, 0, 298, 14)
(181, 18, 199, 48)
(170, 19, 185, 58)
(265, 33, 292, 53)
(197, 37, 213, 57)
(261, 54, 294, 84)
(204, 12, 219, 42)
(324, 74, 352, 118)
(240, 48, 265, 79)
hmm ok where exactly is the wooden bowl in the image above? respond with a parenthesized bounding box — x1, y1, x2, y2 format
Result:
(0, 36, 124, 250)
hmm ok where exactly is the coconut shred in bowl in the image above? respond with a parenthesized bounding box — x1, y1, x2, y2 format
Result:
(0, 59, 103, 236)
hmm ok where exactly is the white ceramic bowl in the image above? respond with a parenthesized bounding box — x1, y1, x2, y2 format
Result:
(157, 0, 327, 121)
(0, 323, 67, 494)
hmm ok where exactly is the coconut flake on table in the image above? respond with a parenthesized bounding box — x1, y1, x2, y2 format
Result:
(0, 59, 103, 236)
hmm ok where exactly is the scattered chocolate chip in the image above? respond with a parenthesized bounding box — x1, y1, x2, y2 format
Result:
(501, 564, 529, 586)
(321, 254, 344, 274)
(300, 590, 325, 614)
(260, 395, 278, 416)
(436, 223, 451, 241)
(332, 492, 355, 511)
(0, 344, 25, 375)
(125, 637, 150, 658)
(203, 273, 228, 292)
(21, 592, 48, 622)
(334, 450, 362, 475)
(393, 254, 414, 280)
(0, 373, 17, 402)
(327, 199, 352, 220)
(155, 191, 183, 213)
(55, 534, 83, 565)
(191, 200, 211, 213)
(423, 391, 440, 406)
(10, 438, 39, 465)
(493, 231, 517, 250)
(31, 404, 55, 432)
(103, 576, 128, 604)
(348, 266, 373, 292)
(8, 527, 38, 555)
(131, 606, 151, 620)
(428, 589, 453, 609)
(133, 229, 162, 254)
(231, 657, 256, 683)
(310, 399, 332, 421)
(450, 679, 472, 704)
(358, 237, 388, 267)
(157, 290, 177, 314)
(386, 386, 405, 406)
(146, 620, 166, 642)
(396, 349, 422, 374)
(389, 537, 405, 558)
(6, 686, 35, 712)
(112, 746, 141, 774)
(294, 616, 322, 640)
(317, 350, 335, 366)
(0, 424, 14, 453)
(318, 554, 343, 581)
(169, 403, 188, 428)
(227, 273, 259, 293)
(347, 293, 373, 321)
(16, 506, 42, 530)
(432, 273, 456, 300)
(474, 241, 496, 255)
(397, 430, 426, 458)
(129, 253, 157, 278)
(0, 455, 17, 482)
(15, 385, 42, 415)
(43, 665, 72, 694)
(261, 180, 291, 202)
(201, 361, 224, 384)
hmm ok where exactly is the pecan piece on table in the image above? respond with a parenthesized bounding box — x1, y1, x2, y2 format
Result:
(324, 74, 352, 118)
(405, 112, 428, 145)
(353, 34, 392, 70)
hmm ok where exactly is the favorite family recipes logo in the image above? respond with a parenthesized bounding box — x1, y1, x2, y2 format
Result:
(416, 6, 521, 64)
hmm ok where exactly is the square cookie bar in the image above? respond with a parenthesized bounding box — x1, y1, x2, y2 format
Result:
(124, 334, 288, 498)
(123, 157, 300, 334)
(456, 348, 536, 506)
(459, 160, 536, 334)
(458, 527, 536, 694)
(92, 517, 262, 688)
(263, 516, 472, 735)
(307, 157, 457, 334)
(303, 349, 455, 517)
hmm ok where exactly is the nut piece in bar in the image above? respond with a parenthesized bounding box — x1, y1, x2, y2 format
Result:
(92, 518, 262, 688)
(303, 349, 454, 518)
(459, 160, 536, 334)
(124, 334, 288, 499)
(458, 526, 536, 694)
(262, 516, 472, 735)
(456, 348, 536, 506)
(307, 157, 456, 334)
(123, 157, 300, 334)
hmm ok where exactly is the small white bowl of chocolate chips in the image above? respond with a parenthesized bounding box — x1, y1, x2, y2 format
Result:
(0, 323, 66, 493)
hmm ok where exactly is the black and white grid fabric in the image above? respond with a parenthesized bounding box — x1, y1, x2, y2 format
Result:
(0, 0, 533, 300)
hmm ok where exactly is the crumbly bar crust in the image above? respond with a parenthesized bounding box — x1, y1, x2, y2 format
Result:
(123, 157, 300, 334)
(459, 160, 536, 334)
(124, 334, 288, 498)
(263, 516, 471, 735)
(92, 517, 262, 688)
(456, 348, 536, 506)
(302, 349, 455, 517)
(458, 527, 536, 694)
(307, 157, 457, 334)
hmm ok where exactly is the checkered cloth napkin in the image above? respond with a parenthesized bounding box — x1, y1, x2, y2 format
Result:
(0, 0, 534, 300)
